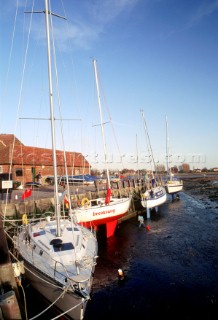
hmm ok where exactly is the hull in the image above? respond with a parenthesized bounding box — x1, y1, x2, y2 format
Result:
(74, 196, 132, 237)
(74, 197, 131, 227)
(141, 186, 167, 209)
(165, 180, 183, 194)
(59, 175, 95, 185)
(22, 260, 90, 320)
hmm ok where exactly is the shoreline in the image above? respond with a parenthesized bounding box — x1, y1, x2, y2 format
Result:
(182, 176, 218, 208)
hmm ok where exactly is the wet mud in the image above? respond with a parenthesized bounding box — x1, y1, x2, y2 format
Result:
(84, 178, 218, 320)
(23, 176, 218, 319)
(183, 177, 218, 209)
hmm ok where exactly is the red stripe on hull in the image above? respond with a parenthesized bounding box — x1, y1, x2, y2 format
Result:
(78, 212, 127, 229)
(106, 220, 118, 238)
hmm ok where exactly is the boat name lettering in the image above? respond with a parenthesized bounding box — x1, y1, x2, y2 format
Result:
(93, 209, 115, 216)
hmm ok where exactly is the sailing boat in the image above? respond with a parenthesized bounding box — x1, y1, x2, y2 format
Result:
(165, 115, 183, 196)
(74, 59, 132, 238)
(13, 2, 98, 319)
(140, 110, 167, 211)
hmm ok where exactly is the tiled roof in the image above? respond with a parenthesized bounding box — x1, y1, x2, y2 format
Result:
(0, 134, 88, 167)
(0, 134, 23, 148)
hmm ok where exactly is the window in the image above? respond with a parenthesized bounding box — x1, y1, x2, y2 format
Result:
(16, 168, 23, 177)
(53, 242, 74, 252)
(33, 230, 46, 237)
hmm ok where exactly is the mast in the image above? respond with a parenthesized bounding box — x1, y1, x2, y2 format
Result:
(93, 59, 111, 189)
(165, 115, 171, 176)
(44, 0, 61, 236)
(136, 134, 139, 179)
(141, 110, 157, 175)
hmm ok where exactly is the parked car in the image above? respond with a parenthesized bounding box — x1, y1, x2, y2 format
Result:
(110, 176, 120, 183)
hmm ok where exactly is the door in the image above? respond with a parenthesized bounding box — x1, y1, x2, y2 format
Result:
(31, 167, 36, 181)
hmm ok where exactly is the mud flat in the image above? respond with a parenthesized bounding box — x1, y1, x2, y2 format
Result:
(183, 176, 218, 209)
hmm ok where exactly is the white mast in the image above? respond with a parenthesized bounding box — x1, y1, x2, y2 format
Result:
(44, 0, 61, 236)
(93, 59, 111, 189)
(165, 115, 171, 177)
(136, 134, 139, 179)
(141, 110, 157, 175)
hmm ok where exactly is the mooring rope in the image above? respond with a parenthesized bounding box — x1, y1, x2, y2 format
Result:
(29, 288, 67, 320)
(49, 300, 84, 320)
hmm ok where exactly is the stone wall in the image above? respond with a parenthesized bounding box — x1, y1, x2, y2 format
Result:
(0, 186, 140, 219)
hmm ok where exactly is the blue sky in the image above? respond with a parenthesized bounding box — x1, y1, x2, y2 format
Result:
(1, 0, 218, 171)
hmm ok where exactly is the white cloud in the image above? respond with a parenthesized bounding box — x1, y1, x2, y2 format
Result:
(188, 0, 218, 27)
(5, 0, 140, 52)
(51, 0, 140, 51)
(88, 0, 139, 23)
(53, 21, 100, 51)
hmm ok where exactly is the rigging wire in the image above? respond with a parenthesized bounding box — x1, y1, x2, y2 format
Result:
(57, 0, 84, 160)
(1, 0, 19, 130)
(96, 65, 125, 170)
(140, 109, 154, 174)
(3, 0, 36, 227)
(165, 114, 172, 176)
(48, 0, 79, 265)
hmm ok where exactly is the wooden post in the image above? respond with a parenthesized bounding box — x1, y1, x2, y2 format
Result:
(131, 196, 135, 213)
(0, 217, 22, 319)
(88, 191, 92, 200)
(94, 180, 99, 196)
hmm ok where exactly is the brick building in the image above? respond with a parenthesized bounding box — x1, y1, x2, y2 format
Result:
(0, 134, 90, 185)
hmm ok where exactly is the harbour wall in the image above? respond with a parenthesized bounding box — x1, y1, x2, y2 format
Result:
(0, 186, 142, 220)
